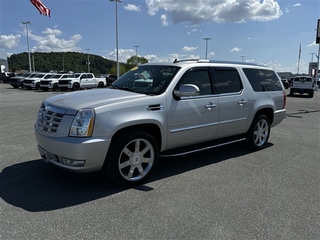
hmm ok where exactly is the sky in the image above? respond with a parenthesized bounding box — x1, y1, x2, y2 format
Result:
(0, 0, 320, 74)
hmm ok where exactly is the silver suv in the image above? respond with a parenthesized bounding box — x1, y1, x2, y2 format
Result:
(35, 59, 286, 186)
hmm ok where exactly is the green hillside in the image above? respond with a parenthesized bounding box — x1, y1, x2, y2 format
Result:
(7, 52, 128, 75)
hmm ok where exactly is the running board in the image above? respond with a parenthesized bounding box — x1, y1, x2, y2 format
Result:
(160, 135, 246, 157)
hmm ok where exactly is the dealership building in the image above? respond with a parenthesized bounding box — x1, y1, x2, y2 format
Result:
(0, 50, 8, 73)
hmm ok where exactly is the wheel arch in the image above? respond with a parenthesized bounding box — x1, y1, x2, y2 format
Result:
(252, 107, 274, 125)
(109, 123, 162, 152)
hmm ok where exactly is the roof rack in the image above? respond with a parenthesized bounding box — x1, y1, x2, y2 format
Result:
(173, 58, 200, 63)
(207, 60, 264, 66)
(173, 58, 266, 67)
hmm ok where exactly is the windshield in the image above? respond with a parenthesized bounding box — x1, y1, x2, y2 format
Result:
(112, 65, 180, 95)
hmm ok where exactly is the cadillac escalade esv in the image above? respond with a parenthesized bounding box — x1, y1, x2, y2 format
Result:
(35, 59, 286, 187)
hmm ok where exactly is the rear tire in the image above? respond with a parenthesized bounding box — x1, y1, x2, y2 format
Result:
(246, 114, 270, 150)
(98, 82, 104, 88)
(105, 130, 159, 187)
(309, 91, 314, 98)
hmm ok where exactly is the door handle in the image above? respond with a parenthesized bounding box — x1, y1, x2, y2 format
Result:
(238, 99, 248, 105)
(205, 102, 217, 110)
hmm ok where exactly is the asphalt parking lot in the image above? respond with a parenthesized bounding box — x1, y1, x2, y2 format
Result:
(1, 83, 319, 240)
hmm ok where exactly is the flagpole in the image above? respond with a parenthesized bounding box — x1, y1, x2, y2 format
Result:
(297, 43, 301, 74)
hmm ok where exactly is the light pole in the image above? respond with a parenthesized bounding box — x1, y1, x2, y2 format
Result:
(240, 55, 245, 62)
(203, 38, 211, 60)
(22, 21, 32, 72)
(310, 53, 316, 62)
(62, 53, 65, 72)
(110, 0, 122, 78)
(134, 45, 139, 65)
(32, 51, 35, 72)
(85, 48, 90, 72)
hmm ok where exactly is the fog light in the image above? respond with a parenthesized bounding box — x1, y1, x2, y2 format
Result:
(57, 156, 85, 167)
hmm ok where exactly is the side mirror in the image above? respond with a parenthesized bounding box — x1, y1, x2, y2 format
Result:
(174, 84, 200, 97)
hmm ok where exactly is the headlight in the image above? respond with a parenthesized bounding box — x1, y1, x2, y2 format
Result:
(69, 109, 95, 137)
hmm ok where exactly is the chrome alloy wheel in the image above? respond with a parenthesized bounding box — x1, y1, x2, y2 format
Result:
(118, 138, 155, 181)
(253, 118, 269, 147)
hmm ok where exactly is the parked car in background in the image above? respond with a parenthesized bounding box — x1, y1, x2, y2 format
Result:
(35, 59, 286, 187)
(288, 77, 294, 87)
(58, 73, 106, 91)
(9, 73, 32, 88)
(290, 76, 314, 98)
(24, 73, 55, 90)
(280, 78, 289, 89)
(106, 74, 118, 86)
(40, 73, 71, 91)
(0, 72, 17, 83)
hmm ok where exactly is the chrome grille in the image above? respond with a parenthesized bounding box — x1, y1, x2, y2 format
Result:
(37, 104, 65, 133)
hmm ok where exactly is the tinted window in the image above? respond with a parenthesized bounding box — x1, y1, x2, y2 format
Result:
(212, 67, 242, 94)
(177, 68, 212, 95)
(243, 68, 282, 91)
(294, 77, 312, 82)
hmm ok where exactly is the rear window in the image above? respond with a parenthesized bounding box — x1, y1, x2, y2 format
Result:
(243, 68, 282, 92)
(294, 77, 312, 82)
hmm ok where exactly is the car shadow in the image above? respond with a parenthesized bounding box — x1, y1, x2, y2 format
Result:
(0, 141, 272, 212)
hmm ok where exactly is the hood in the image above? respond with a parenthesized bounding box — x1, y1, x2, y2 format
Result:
(44, 88, 146, 115)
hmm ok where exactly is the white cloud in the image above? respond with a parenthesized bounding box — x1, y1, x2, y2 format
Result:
(42, 28, 62, 36)
(146, 0, 282, 25)
(32, 33, 82, 52)
(207, 52, 215, 58)
(124, 4, 141, 12)
(161, 14, 169, 26)
(0, 34, 21, 49)
(231, 47, 241, 52)
(182, 46, 198, 52)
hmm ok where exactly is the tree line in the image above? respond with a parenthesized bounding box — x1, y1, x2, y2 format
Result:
(7, 52, 148, 75)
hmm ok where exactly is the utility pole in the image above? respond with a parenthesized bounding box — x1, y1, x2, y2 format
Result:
(22, 21, 32, 72)
(134, 45, 139, 65)
(110, 0, 122, 78)
(240, 55, 245, 62)
(85, 48, 90, 73)
(203, 38, 211, 60)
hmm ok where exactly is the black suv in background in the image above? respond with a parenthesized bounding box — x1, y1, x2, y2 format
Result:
(106, 74, 117, 86)
(0, 72, 17, 83)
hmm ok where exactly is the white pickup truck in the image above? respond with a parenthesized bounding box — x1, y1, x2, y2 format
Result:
(58, 73, 106, 91)
(290, 76, 314, 98)
(40, 73, 71, 91)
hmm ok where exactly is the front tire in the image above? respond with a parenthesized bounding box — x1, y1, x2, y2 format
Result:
(53, 83, 59, 91)
(72, 83, 80, 91)
(246, 115, 270, 150)
(105, 130, 159, 187)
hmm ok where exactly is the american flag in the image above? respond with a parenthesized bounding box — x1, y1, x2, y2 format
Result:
(30, 0, 51, 17)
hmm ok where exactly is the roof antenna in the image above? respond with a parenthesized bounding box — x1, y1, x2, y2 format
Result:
(173, 58, 178, 63)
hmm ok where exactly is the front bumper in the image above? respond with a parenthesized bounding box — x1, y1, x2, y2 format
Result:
(35, 125, 111, 172)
